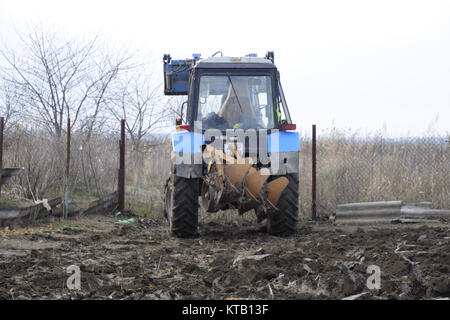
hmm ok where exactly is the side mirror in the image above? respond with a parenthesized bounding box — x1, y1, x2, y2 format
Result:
(176, 101, 188, 125)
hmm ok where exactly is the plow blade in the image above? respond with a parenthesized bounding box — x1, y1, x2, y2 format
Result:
(245, 169, 269, 199)
(266, 177, 289, 207)
(223, 161, 252, 185)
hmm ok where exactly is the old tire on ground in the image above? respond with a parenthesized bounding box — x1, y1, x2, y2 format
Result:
(266, 173, 299, 236)
(165, 175, 200, 238)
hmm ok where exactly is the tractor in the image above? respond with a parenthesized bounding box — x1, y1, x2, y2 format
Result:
(163, 52, 299, 237)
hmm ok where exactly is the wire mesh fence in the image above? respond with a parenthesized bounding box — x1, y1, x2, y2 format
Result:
(1, 121, 171, 218)
(123, 140, 171, 216)
(2, 121, 448, 221)
(299, 129, 449, 219)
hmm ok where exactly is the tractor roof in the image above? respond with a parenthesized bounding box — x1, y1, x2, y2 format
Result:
(195, 56, 276, 69)
(199, 56, 272, 64)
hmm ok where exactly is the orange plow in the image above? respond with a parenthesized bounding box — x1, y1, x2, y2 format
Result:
(201, 144, 289, 214)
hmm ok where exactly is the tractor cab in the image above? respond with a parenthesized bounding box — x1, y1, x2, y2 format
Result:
(163, 52, 295, 133)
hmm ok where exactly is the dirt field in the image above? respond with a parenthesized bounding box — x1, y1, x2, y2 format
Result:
(0, 213, 449, 300)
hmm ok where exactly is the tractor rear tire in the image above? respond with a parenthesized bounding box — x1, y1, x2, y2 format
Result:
(165, 175, 200, 238)
(267, 173, 299, 236)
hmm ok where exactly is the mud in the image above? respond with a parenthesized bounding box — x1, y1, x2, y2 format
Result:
(0, 214, 449, 300)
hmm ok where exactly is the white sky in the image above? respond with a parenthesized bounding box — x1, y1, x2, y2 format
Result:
(1, 0, 449, 137)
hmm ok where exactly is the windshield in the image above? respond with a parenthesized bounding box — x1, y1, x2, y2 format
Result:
(197, 75, 274, 130)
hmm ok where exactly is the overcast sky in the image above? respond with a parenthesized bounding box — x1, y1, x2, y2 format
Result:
(1, 0, 449, 137)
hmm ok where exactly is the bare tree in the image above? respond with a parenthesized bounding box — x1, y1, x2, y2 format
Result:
(0, 26, 130, 139)
(107, 70, 166, 153)
(0, 79, 23, 128)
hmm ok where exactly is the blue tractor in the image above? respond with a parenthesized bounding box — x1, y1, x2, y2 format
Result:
(163, 52, 299, 237)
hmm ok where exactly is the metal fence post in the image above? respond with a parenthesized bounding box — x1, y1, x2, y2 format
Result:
(65, 117, 70, 218)
(312, 124, 317, 220)
(118, 119, 125, 212)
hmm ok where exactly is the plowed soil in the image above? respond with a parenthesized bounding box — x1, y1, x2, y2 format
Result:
(0, 214, 449, 300)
